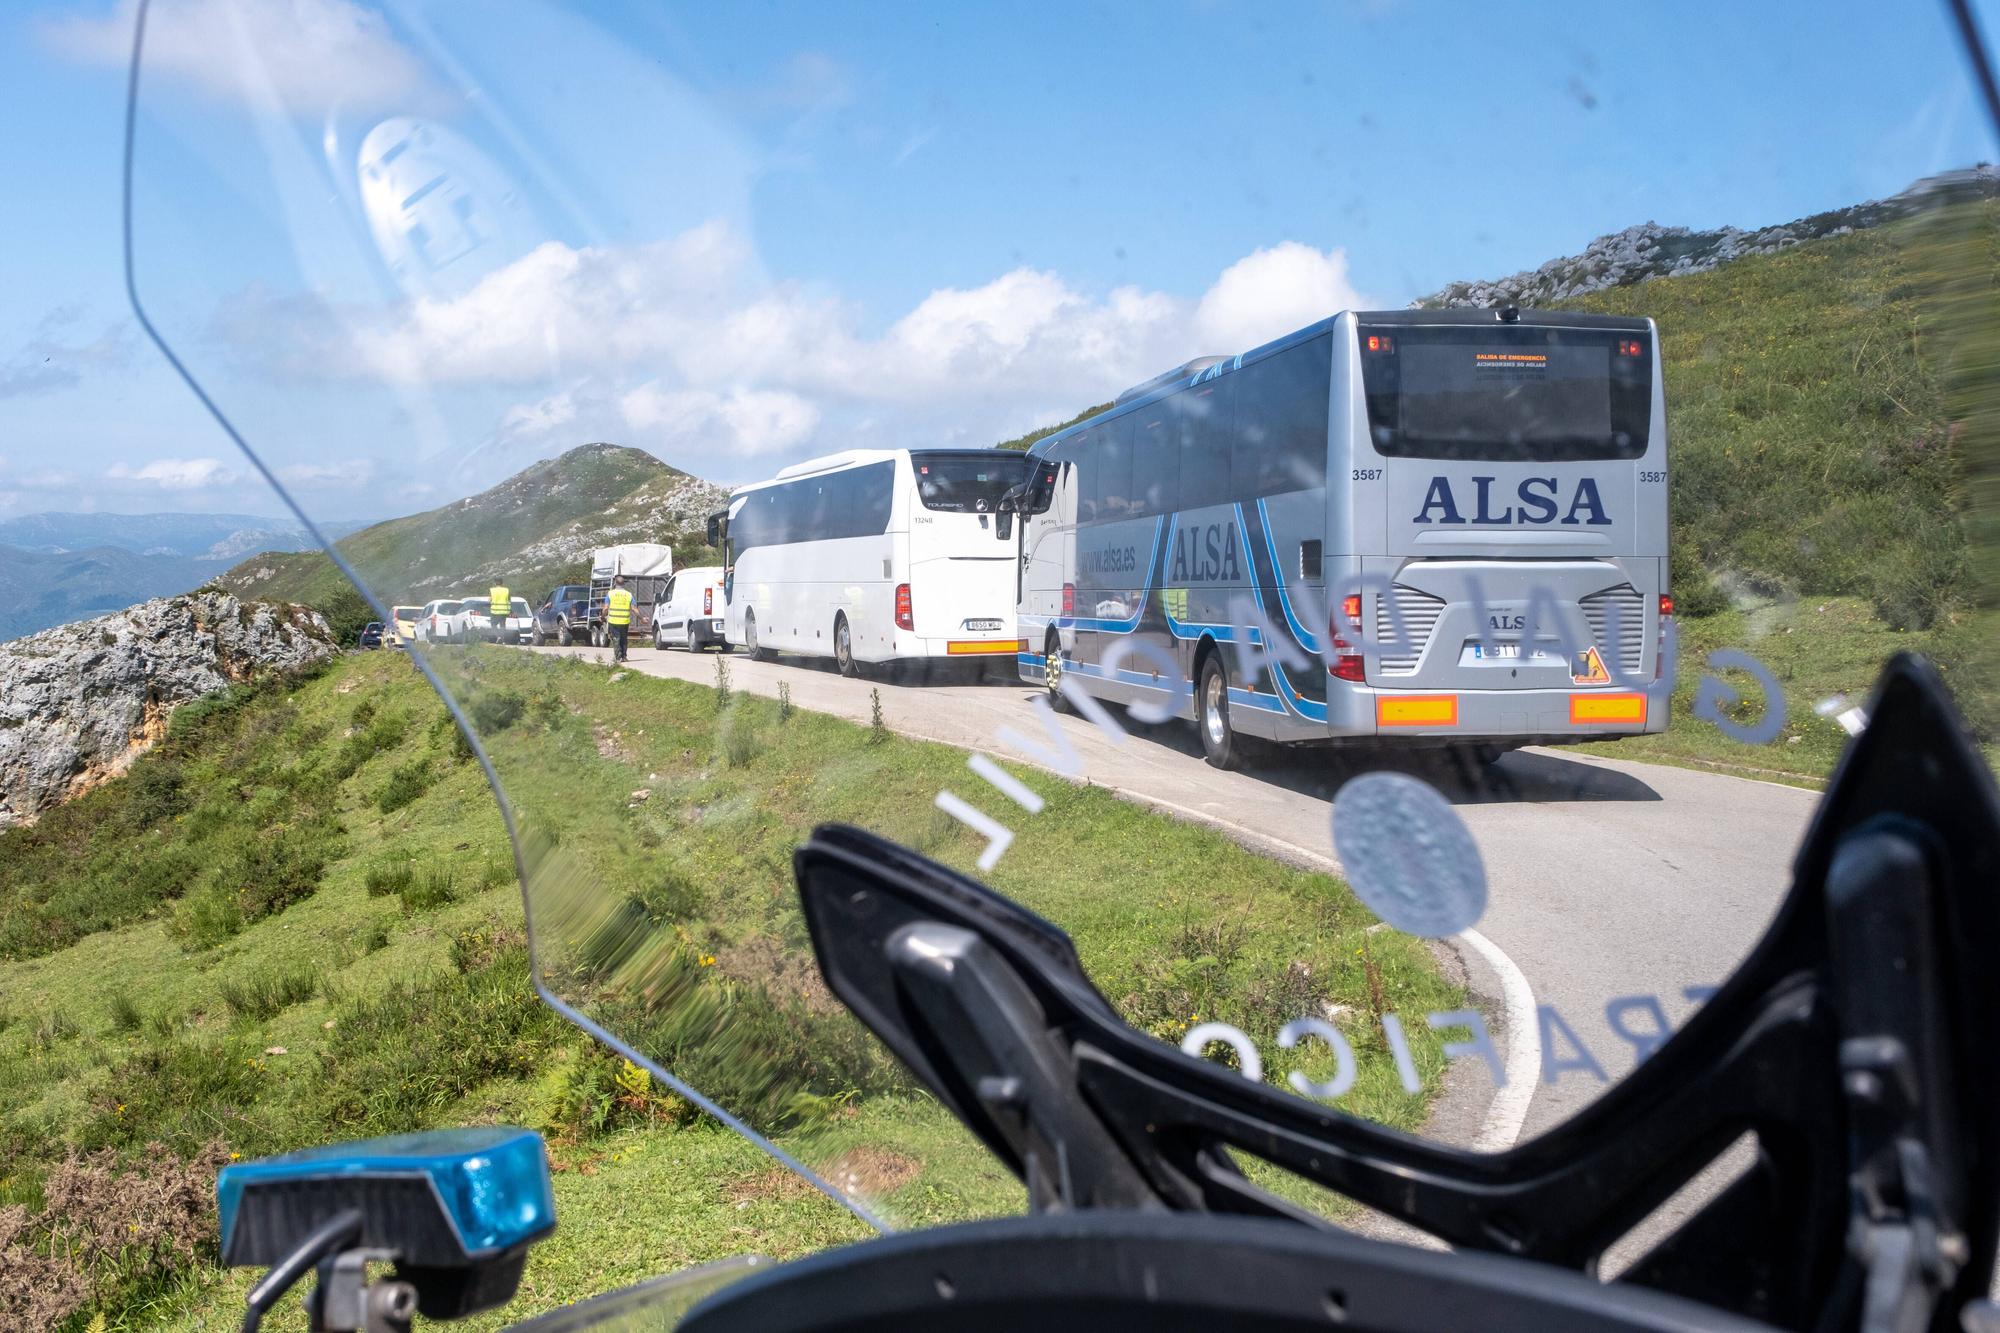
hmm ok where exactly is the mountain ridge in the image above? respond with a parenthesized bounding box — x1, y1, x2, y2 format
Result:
(1414, 165, 2000, 309)
(219, 442, 729, 609)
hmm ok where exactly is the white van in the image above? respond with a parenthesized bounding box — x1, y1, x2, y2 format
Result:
(653, 566, 730, 652)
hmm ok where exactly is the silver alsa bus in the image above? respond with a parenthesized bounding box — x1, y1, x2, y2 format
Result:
(1015, 308, 1672, 768)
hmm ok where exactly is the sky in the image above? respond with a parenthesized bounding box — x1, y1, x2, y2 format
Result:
(0, 0, 1994, 527)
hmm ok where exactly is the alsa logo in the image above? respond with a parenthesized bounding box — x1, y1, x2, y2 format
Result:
(1171, 522, 1242, 583)
(1489, 613, 1525, 631)
(1412, 476, 1612, 527)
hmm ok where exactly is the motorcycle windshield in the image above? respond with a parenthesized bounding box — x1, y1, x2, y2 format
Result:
(110, 0, 1997, 1318)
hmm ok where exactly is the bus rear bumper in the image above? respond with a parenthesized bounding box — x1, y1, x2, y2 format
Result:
(1326, 683, 1671, 741)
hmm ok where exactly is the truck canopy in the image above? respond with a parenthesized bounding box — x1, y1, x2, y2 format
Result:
(591, 543, 673, 579)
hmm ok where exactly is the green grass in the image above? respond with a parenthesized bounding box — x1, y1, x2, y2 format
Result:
(1578, 594, 1994, 784)
(0, 647, 1457, 1328)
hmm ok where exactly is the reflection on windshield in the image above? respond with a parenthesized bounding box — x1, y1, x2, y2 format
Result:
(96, 0, 2000, 1323)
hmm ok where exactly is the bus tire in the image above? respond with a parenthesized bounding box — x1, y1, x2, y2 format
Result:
(834, 614, 859, 678)
(1043, 631, 1069, 713)
(1198, 654, 1243, 771)
(746, 612, 773, 662)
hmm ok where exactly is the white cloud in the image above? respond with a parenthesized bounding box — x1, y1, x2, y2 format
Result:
(1194, 242, 1368, 353)
(45, 0, 438, 116)
(221, 219, 1372, 468)
(106, 457, 234, 490)
(620, 383, 821, 458)
(279, 460, 375, 486)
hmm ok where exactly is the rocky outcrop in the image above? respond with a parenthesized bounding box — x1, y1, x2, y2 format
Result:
(1416, 165, 2000, 310)
(0, 591, 337, 829)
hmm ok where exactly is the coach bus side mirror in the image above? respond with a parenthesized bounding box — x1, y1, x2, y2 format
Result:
(706, 512, 726, 547)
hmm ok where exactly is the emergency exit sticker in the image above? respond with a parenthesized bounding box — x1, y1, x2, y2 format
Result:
(1474, 352, 1548, 373)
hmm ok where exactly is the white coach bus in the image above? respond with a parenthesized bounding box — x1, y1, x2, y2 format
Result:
(715, 449, 1032, 675)
(1015, 308, 1674, 768)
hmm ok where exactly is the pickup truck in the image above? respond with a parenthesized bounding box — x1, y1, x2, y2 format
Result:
(534, 584, 591, 646)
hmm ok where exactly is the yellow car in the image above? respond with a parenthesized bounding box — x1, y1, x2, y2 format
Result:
(390, 605, 422, 647)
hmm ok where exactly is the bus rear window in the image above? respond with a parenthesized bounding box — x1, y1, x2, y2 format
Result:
(1359, 324, 1651, 461)
(912, 452, 1029, 513)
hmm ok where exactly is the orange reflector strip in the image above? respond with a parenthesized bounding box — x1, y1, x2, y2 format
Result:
(1376, 694, 1458, 727)
(946, 640, 1018, 655)
(1570, 692, 1647, 724)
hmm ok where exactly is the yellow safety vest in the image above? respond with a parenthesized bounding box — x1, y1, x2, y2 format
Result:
(606, 588, 634, 626)
(488, 586, 510, 618)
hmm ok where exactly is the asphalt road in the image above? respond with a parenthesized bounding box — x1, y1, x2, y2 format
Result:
(524, 640, 1817, 1159)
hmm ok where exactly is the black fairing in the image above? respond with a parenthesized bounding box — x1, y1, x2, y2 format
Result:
(792, 653, 2000, 1332)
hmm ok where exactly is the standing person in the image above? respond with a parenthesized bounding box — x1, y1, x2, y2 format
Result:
(605, 575, 633, 663)
(488, 581, 511, 642)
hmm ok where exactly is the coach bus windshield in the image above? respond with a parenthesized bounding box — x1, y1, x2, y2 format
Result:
(1360, 323, 1652, 461)
(912, 451, 1031, 513)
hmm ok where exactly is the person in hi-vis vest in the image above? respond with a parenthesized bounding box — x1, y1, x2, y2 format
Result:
(605, 576, 634, 662)
(488, 584, 510, 640)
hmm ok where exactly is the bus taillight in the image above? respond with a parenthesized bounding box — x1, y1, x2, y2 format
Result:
(1329, 593, 1365, 681)
(895, 583, 914, 631)
(1659, 593, 1674, 617)
(1061, 583, 1075, 617)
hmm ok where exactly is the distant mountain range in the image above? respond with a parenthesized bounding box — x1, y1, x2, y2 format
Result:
(218, 444, 728, 610)
(0, 511, 364, 642)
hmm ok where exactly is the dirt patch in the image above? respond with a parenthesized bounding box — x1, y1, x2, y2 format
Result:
(592, 723, 633, 762)
(724, 1165, 821, 1206)
(716, 935, 842, 1016)
(817, 1147, 920, 1198)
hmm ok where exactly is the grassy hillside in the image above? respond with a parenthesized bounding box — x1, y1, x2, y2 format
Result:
(0, 648, 1456, 1329)
(219, 444, 725, 614)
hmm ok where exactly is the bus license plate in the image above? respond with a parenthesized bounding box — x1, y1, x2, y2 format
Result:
(963, 619, 1002, 632)
(1466, 642, 1559, 662)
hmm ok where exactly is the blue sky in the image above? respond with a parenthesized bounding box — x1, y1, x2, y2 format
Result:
(1, 0, 1994, 524)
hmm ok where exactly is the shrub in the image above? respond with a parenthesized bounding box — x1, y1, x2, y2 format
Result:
(469, 690, 527, 734)
(313, 945, 569, 1135)
(398, 865, 459, 915)
(538, 1048, 690, 1143)
(376, 757, 435, 814)
(0, 1141, 229, 1330)
(107, 993, 144, 1034)
(713, 655, 732, 711)
(168, 820, 340, 948)
(350, 697, 377, 728)
(363, 860, 415, 897)
(777, 680, 793, 722)
(217, 967, 318, 1021)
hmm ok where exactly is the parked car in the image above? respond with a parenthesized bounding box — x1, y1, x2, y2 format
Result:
(535, 584, 590, 646)
(358, 622, 383, 649)
(415, 598, 464, 644)
(496, 597, 536, 644)
(389, 605, 423, 647)
(653, 566, 729, 652)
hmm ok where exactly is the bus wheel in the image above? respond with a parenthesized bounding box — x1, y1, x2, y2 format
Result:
(746, 612, 773, 662)
(834, 615, 858, 678)
(1043, 632, 1069, 712)
(1198, 655, 1242, 770)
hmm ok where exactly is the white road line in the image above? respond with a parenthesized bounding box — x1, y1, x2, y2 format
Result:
(1453, 927, 1540, 1152)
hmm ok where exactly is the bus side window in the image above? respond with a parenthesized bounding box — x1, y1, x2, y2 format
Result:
(1131, 405, 1177, 519)
(1177, 382, 1231, 512)
(1095, 415, 1135, 521)
(1233, 334, 1333, 498)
